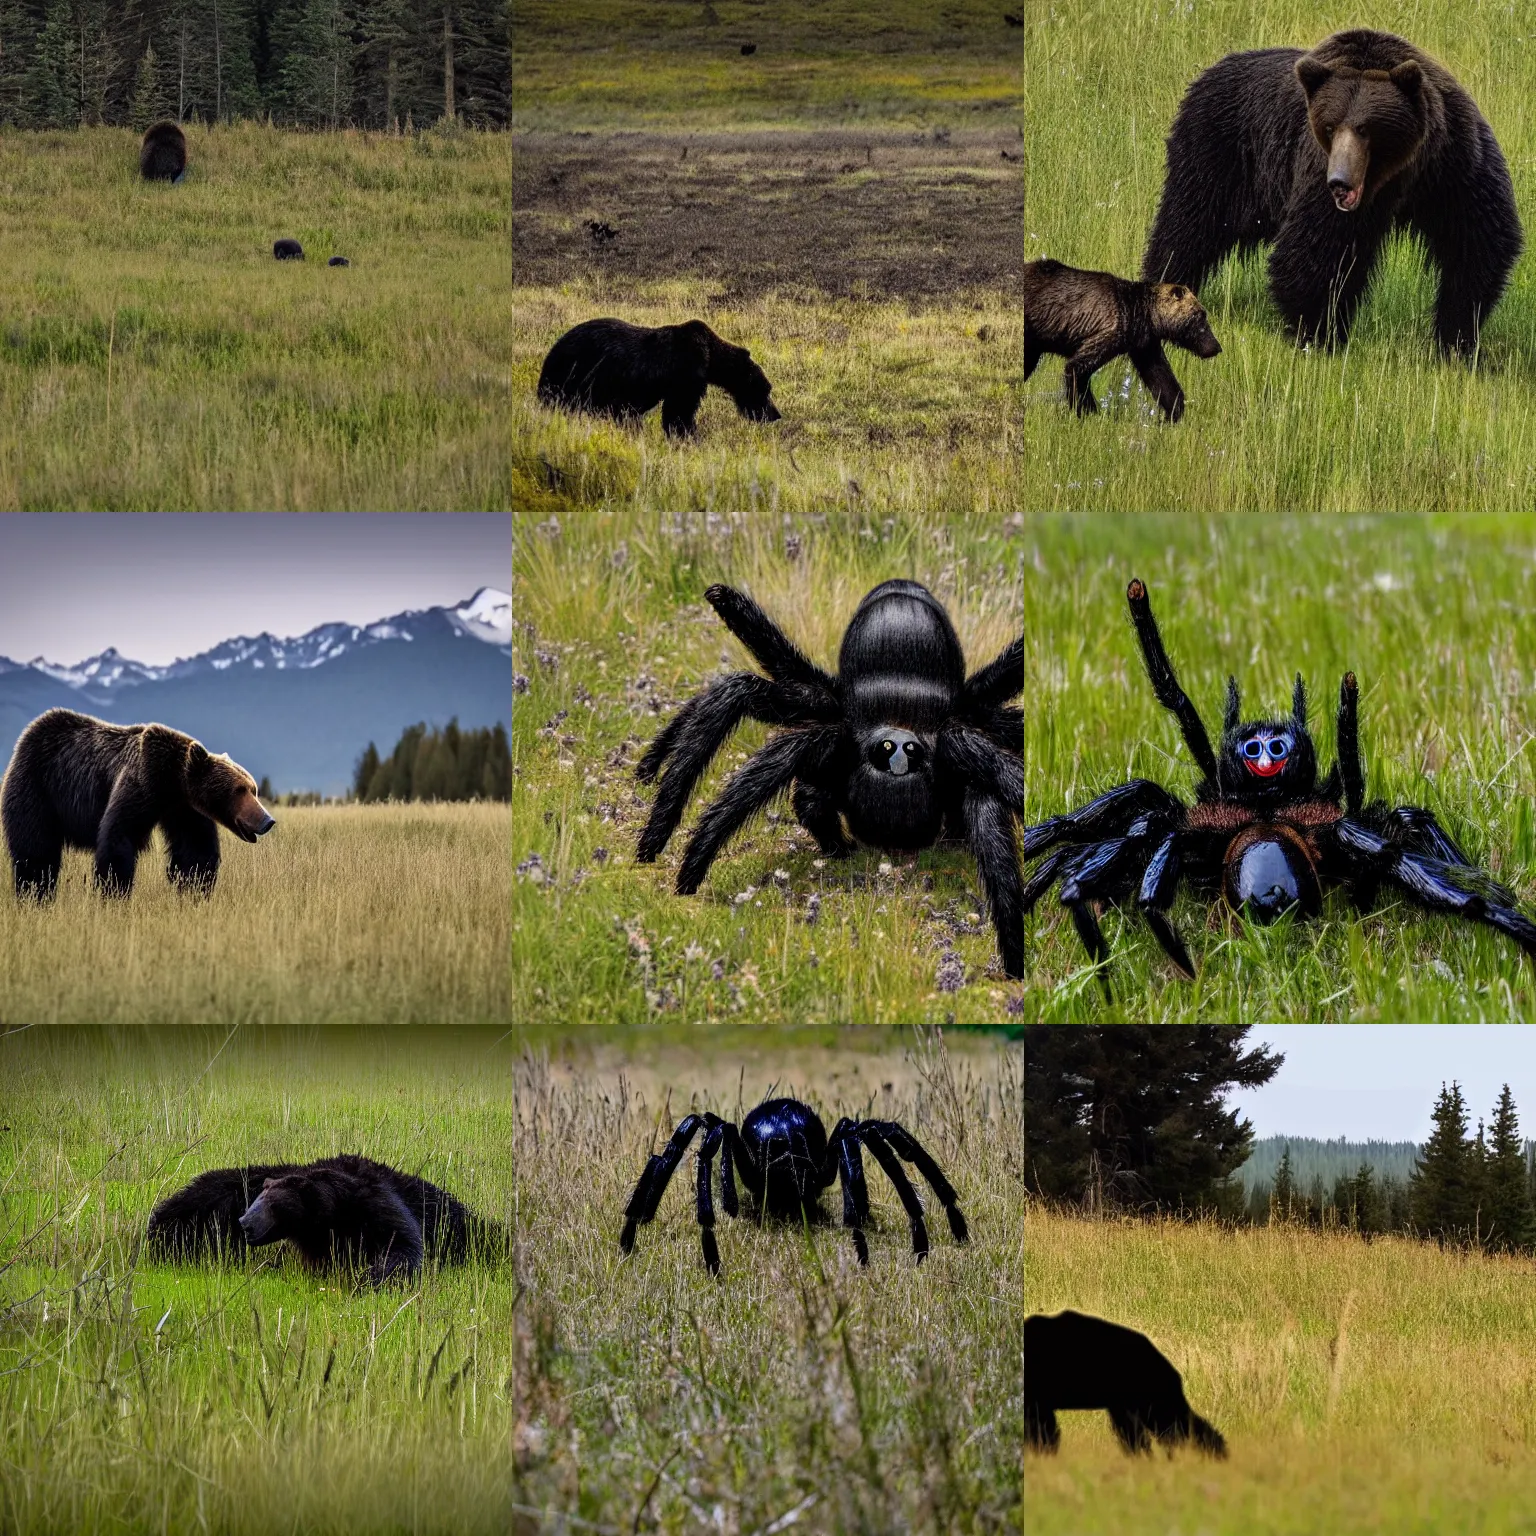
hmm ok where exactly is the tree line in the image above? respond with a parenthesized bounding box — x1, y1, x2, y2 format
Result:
(0, 0, 509, 132)
(353, 718, 510, 803)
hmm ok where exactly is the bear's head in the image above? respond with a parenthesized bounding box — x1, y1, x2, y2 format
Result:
(239, 1173, 329, 1245)
(1295, 36, 1430, 213)
(727, 354, 782, 423)
(1150, 284, 1222, 359)
(186, 741, 275, 843)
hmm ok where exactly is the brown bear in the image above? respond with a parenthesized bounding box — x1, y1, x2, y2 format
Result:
(0, 708, 274, 899)
(1142, 29, 1522, 353)
(537, 317, 782, 438)
(140, 120, 187, 182)
(1024, 259, 1222, 420)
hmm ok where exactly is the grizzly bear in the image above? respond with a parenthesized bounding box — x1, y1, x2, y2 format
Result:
(273, 238, 304, 260)
(1025, 259, 1222, 420)
(0, 708, 274, 900)
(140, 121, 187, 182)
(1142, 29, 1522, 353)
(1025, 1311, 1227, 1456)
(537, 317, 782, 438)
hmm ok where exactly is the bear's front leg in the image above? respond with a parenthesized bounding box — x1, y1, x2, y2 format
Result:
(94, 797, 145, 896)
(661, 383, 706, 438)
(1128, 343, 1186, 421)
(163, 808, 221, 895)
(1268, 195, 1388, 349)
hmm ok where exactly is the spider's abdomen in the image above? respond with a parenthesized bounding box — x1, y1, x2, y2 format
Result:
(839, 581, 965, 733)
(1222, 825, 1322, 923)
(742, 1098, 828, 1214)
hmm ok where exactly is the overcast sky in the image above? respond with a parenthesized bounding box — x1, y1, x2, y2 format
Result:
(0, 514, 511, 666)
(1226, 1026, 1536, 1142)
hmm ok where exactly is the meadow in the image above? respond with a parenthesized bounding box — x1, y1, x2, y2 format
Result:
(0, 803, 510, 1025)
(1022, 512, 1536, 1022)
(513, 504, 1022, 1025)
(1024, 0, 1536, 512)
(0, 1028, 513, 1536)
(511, 1030, 1024, 1532)
(1026, 1202, 1536, 1536)
(0, 123, 508, 510)
(513, 0, 1022, 518)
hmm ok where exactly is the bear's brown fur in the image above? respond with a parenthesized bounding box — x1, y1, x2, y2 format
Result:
(1024, 259, 1221, 420)
(140, 121, 187, 182)
(0, 708, 274, 899)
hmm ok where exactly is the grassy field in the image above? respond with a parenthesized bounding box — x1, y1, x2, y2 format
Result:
(0, 123, 508, 510)
(513, 0, 1022, 518)
(1025, 0, 1536, 512)
(511, 1030, 1023, 1532)
(513, 506, 1021, 1025)
(1022, 512, 1536, 1022)
(0, 803, 510, 1025)
(0, 1028, 513, 1536)
(1026, 1202, 1536, 1535)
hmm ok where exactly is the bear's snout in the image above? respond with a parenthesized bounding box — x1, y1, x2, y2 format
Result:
(1326, 125, 1369, 211)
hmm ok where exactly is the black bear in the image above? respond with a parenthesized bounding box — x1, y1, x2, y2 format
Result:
(538, 317, 782, 439)
(1025, 1310, 1227, 1456)
(0, 708, 274, 899)
(140, 120, 187, 182)
(1025, 258, 1222, 420)
(1142, 29, 1522, 353)
(274, 238, 304, 260)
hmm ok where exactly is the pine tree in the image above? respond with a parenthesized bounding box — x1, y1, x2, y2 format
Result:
(1484, 1084, 1534, 1254)
(1410, 1082, 1476, 1243)
(129, 41, 168, 128)
(353, 741, 379, 800)
(1272, 1145, 1296, 1224)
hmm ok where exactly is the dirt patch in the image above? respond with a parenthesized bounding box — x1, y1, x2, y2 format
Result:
(513, 128, 1023, 300)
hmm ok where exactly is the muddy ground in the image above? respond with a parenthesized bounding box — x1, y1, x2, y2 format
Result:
(513, 127, 1023, 300)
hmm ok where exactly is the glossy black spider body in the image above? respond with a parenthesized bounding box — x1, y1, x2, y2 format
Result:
(635, 581, 1024, 976)
(1024, 578, 1536, 989)
(618, 1096, 969, 1274)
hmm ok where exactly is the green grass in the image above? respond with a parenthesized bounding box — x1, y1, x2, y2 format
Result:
(0, 1028, 513, 1536)
(1022, 512, 1536, 1022)
(1026, 1202, 1536, 1535)
(0, 803, 511, 1025)
(0, 123, 508, 510)
(513, 506, 1022, 1025)
(512, 1030, 1023, 1531)
(1024, 0, 1536, 512)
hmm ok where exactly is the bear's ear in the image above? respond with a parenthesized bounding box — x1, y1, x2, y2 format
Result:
(1295, 55, 1331, 97)
(262, 1178, 277, 1190)
(1171, 285, 1189, 301)
(188, 740, 209, 766)
(1390, 59, 1422, 95)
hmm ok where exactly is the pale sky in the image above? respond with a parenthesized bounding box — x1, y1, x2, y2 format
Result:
(1226, 1026, 1536, 1142)
(0, 514, 511, 666)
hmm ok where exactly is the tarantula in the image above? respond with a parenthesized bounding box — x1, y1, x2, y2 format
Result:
(1024, 578, 1536, 988)
(635, 581, 1024, 977)
(619, 1096, 968, 1273)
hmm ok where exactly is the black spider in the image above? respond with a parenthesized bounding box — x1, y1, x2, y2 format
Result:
(1024, 578, 1536, 990)
(634, 580, 1024, 977)
(618, 1096, 968, 1273)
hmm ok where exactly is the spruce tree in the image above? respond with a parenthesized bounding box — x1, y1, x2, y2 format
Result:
(1410, 1082, 1476, 1243)
(1272, 1145, 1296, 1224)
(1484, 1084, 1534, 1254)
(353, 741, 379, 800)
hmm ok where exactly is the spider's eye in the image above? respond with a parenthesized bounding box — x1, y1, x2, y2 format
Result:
(1241, 739, 1264, 759)
(882, 740, 894, 755)
(1267, 738, 1289, 759)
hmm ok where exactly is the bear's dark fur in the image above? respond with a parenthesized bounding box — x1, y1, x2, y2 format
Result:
(1025, 1311, 1227, 1456)
(274, 238, 304, 260)
(1025, 258, 1221, 420)
(328, 255, 350, 267)
(140, 120, 187, 182)
(1142, 29, 1522, 353)
(537, 317, 782, 439)
(0, 708, 274, 900)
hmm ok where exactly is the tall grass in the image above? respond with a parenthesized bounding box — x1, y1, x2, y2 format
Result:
(0, 123, 508, 510)
(0, 803, 511, 1024)
(0, 1028, 513, 1536)
(1026, 1201, 1536, 1535)
(1024, 0, 1536, 512)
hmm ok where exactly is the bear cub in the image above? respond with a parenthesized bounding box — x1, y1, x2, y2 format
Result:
(1, 708, 273, 900)
(538, 317, 781, 439)
(1025, 1310, 1227, 1456)
(1025, 259, 1221, 421)
(140, 120, 187, 182)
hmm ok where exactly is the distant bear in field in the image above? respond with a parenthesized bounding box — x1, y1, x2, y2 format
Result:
(328, 255, 350, 267)
(1025, 1310, 1228, 1456)
(274, 238, 304, 260)
(1025, 259, 1221, 420)
(538, 317, 782, 439)
(0, 708, 274, 900)
(140, 120, 186, 182)
(1142, 29, 1522, 353)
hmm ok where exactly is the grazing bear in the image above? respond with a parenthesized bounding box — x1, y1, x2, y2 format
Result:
(1025, 1310, 1227, 1456)
(328, 255, 350, 267)
(0, 708, 274, 900)
(1025, 258, 1221, 420)
(274, 238, 304, 260)
(1142, 29, 1522, 353)
(140, 120, 187, 182)
(538, 317, 782, 439)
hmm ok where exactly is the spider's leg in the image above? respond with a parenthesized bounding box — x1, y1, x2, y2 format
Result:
(1024, 779, 1185, 860)
(725, 1122, 762, 1200)
(987, 704, 1023, 756)
(620, 1113, 707, 1254)
(676, 725, 841, 894)
(792, 779, 854, 856)
(1022, 847, 1070, 914)
(696, 1119, 726, 1276)
(862, 1121, 968, 1243)
(941, 725, 1023, 818)
(1335, 671, 1364, 814)
(718, 1123, 740, 1218)
(829, 1120, 870, 1266)
(962, 786, 1024, 979)
(961, 636, 1023, 712)
(1057, 831, 1165, 995)
(1381, 805, 1472, 867)
(1136, 831, 1196, 979)
(858, 1126, 930, 1261)
(1125, 579, 1220, 784)
(704, 584, 841, 692)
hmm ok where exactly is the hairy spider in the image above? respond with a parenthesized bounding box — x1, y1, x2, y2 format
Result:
(634, 580, 1024, 977)
(618, 1096, 968, 1273)
(1024, 578, 1536, 988)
